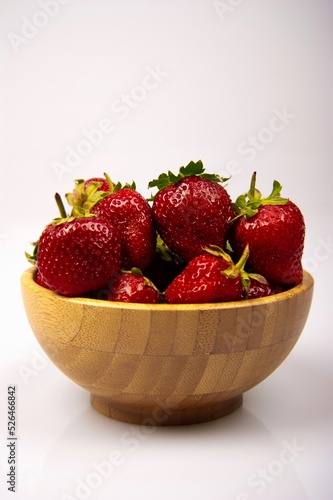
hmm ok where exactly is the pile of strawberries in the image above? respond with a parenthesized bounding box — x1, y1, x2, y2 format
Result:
(26, 160, 305, 304)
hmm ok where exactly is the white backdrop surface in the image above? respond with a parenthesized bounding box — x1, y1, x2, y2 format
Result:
(0, 1, 332, 499)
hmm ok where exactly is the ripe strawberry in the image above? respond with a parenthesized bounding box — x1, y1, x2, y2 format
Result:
(164, 244, 263, 304)
(36, 199, 122, 296)
(230, 172, 305, 288)
(148, 160, 234, 263)
(66, 175, 156, 270)
(102, 269, 161, 304)
(247, 278, 275, 299)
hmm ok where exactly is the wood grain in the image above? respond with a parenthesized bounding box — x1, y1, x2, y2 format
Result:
(21, 267, 314, 425)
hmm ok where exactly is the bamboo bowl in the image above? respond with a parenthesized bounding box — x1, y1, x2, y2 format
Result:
(21, 268, 314, 426)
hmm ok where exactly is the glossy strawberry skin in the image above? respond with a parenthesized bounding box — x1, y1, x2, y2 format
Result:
(91, 188, 156, 270)
(37, 216, 122, 297)
(165, 254, 243, 304)
(231, 201, 305, 287)
(152, 176, 234, 263)
(105, 272, 160, 304)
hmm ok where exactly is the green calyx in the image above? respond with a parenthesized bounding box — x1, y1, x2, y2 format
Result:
(111, 180, 136, 192)
(104, 172, 136, 193)
(148, 160, 229, 193)
(65, 178, 110, 217)
(205, 244, 250, 288)
(155, 234, 184, 263)
(232, 171, 289, 220)
(156, 234, 173, 262)
(204, 243, 268, 298)
(50, 192, 98, 225)
(65, 173, 136, 217)
(25, 241, 39, 265)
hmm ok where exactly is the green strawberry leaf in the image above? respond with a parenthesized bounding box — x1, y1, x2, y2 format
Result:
(248, 272, 269, 285)
(100, 173, 136, 193)
(155, 234, 184, 263)
(65, 175, 137, 218)
(148, 173, 170, 190)
(234, 194, 247, 209)
(148, 159, 229, 192)
(65, 180, 110, 217)
(55, 192, 68, 218)
(267, 179, 283, 199)
(179, 160, 205, 177)
(204, 244, 233, 264)
(261, 198, 289, 206)
(112, 180, 137, 192)
(233, 172, 289, 219)
(25, 240, 39, 265)
(123, 267, 144, 277)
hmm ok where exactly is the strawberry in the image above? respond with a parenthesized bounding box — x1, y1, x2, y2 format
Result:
(230, 172, 305, 288)
(34, 194, 122, 297)
(66, 175, 156, 271)
(92, 189, 155, 271)
(164, 244, 265, 304)
(148, 160, 234, 263)
(247, 278, 275, 299)
(102, 269, 161, 304)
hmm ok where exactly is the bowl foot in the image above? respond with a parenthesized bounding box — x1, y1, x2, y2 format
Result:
(90, 394, 243, 426)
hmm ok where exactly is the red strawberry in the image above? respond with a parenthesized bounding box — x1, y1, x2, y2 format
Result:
(148, 160, 234, 263)
(164, 245, 259, 304)
(66, 176, 156, 270)
(103, 269, 161, 304)
(230, 172, 305, 288)
(36, 203, 122, 296)
(92, 189, 155, 270)
(246, 278, 275, 299)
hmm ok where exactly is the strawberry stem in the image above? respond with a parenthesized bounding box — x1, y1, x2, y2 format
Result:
(249, 172, 257, 199)
(55, 193, 68, 218)
(235, 243, 250, 272)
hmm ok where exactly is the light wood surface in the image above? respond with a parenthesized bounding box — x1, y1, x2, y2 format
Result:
(21, 267, 314, 425)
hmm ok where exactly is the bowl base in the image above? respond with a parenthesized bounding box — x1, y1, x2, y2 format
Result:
(90, 394, 243, 426)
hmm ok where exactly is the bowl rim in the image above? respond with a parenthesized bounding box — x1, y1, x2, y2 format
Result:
(21, 267, 314, 312)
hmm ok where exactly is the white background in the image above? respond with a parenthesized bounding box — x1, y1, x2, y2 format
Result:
(1, 0, 333, 499)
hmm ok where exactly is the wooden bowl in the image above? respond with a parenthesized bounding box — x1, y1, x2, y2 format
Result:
(21, 268, 314, 426)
